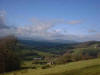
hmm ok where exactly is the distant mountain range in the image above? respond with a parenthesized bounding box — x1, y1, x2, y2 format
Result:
(18, 39, 77, 47)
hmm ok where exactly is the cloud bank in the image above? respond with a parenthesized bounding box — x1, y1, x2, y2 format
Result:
(0, 11, 100, 42)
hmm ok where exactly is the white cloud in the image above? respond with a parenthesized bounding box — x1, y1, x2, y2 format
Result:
(15, 19, 63, 40)
(0, 10, 9, 29)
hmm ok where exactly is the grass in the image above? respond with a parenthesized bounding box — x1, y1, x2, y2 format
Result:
(33, 50, 55, 57)
(47, 63, 100, 75)
(1, 58, 100, 75)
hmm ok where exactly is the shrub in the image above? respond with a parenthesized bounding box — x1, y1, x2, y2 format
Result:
(32, 66, 37, 69)
(41, 65, 51, 69)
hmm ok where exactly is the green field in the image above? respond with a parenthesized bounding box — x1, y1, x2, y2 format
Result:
(2, 58, 100, 75)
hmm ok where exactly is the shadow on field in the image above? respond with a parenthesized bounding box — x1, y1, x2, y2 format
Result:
(21, 66, 37, 70)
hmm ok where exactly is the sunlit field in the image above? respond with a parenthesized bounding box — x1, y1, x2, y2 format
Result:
(1, 58, 100, 75)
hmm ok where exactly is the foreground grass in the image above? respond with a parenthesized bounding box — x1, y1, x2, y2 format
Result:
(47, 63, 100, 75)
(1, 58, 100, 75)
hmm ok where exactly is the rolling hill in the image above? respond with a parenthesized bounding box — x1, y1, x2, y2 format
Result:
(2, 58, 100, 75)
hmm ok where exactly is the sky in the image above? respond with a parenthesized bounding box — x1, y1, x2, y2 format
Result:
(0, 0, 100, 42)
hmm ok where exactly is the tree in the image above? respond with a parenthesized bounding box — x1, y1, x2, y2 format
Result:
(0, 35, 21, 73)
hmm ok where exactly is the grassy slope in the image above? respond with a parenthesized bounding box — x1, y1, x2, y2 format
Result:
(2, 58, 100, 75)
(47, 60, 100, 75)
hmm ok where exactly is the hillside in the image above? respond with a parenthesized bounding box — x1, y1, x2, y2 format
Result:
(74, 41, 100, 48)
(1, 39, 100, 74)
(15, 41, 100, 62)
(54, 41, 100, 64)
(17, 39, 76, 54)
(2, 58, 100, 75)
(14, 40, 76, 61)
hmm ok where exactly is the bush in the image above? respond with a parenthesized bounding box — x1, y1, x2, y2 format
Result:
(55, 53, 72, 64)
(32, 66, 37, 69)
(41, 65, 51, 69)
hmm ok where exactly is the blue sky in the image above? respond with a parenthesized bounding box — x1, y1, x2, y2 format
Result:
(0, 0, 100, 41)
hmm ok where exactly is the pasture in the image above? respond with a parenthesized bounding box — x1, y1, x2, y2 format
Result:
(1, 58, 100, 75)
